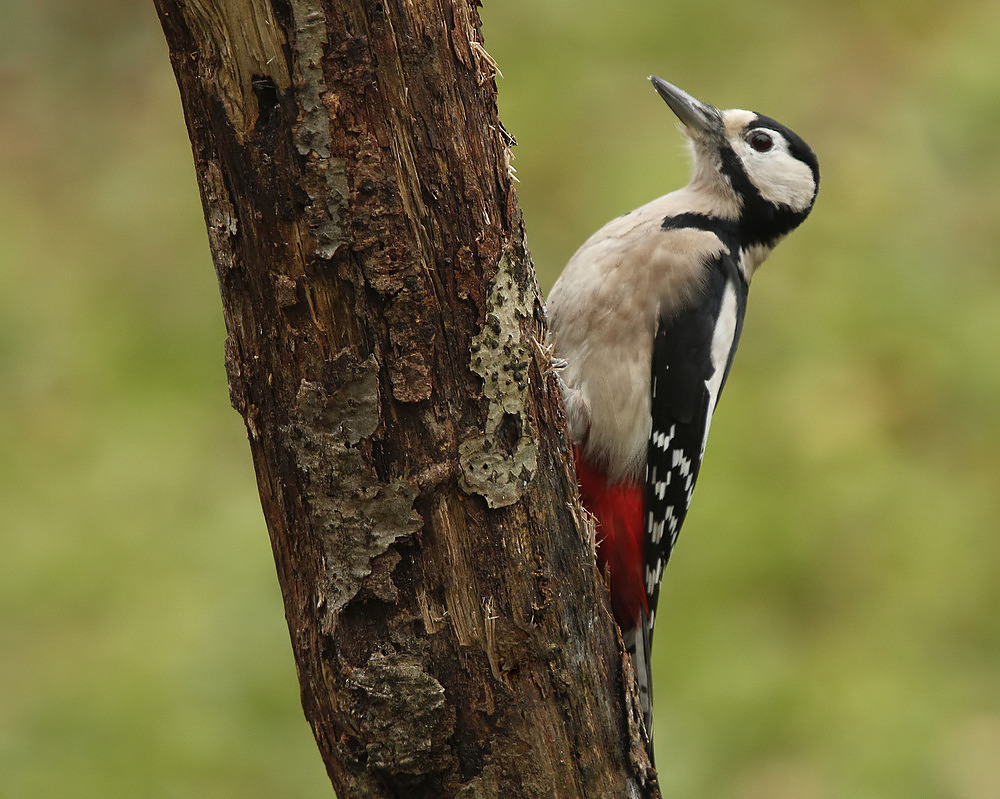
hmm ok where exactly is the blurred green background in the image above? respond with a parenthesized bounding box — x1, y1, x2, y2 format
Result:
(2, 0, 999, 796)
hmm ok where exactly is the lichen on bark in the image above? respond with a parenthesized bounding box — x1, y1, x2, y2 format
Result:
(288, 357, 422, 629)
(289, 1, 349, 258)
(459, 252, 539, 508)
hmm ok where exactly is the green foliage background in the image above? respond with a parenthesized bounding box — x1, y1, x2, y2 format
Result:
(2, 1, 999, 796)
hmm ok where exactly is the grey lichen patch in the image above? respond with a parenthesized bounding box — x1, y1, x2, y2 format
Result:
(296, 357, 380, 444)
(459, 253, 538, 508)
(346, 652, 454, 776)
(317, 157, 350, 260)
(288, 2, 348, 258)
(289, 357, 422, 628)
(289, 4, 330, 160)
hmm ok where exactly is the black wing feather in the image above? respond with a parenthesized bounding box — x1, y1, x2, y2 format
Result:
(643, 251, 747, 631)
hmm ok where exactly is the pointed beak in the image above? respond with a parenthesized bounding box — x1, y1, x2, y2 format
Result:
(648, 76, 723, 138)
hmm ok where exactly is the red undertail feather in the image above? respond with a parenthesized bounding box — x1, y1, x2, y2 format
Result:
(573, 447, 646, 630)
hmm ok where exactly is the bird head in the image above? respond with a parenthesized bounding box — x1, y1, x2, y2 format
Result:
(649, 76, 819, 246)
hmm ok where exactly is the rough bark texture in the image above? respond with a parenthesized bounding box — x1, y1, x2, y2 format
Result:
(154, 0, 660, 796)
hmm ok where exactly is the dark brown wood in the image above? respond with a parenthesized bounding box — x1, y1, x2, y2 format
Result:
(154, 0, 659, 795)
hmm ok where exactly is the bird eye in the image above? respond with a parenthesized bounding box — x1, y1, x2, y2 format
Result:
(748, 130, 774, 152)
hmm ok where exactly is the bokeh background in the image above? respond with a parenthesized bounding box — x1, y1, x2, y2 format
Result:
(2, 0, 999, 796)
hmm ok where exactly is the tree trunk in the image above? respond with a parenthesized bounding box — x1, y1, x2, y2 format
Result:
(154, 0, 658, 795)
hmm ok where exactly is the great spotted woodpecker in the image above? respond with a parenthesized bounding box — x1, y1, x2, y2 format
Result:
(547, 77, 819, 750)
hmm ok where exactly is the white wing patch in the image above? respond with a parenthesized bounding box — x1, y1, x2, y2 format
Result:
(643, 272, 745, 636)
(701, 279, 740, 455)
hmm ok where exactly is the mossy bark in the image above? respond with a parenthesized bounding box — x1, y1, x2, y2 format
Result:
(154, 0, 659, 795)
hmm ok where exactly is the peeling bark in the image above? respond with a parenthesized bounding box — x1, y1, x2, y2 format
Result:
(155, 0, 660, 796)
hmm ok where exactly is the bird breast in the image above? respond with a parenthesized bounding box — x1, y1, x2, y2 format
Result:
(548, 193, 728, 483)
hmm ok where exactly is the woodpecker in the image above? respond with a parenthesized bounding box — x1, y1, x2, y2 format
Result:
(547, 77, 818, 749)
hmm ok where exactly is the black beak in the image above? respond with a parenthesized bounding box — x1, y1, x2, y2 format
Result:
(648, 76, 723, 138)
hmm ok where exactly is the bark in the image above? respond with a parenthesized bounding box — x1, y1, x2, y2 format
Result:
(154, 0, 659, 796)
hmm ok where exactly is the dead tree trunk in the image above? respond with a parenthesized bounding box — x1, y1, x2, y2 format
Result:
(155, 0, 658, 795)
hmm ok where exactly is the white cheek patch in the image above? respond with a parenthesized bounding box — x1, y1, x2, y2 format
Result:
(738, 137, 817, 212)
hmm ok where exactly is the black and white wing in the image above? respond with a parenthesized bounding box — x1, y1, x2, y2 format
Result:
(643, 251, 748, 632)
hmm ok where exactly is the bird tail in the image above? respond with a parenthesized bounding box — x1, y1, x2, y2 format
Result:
(623, 609, 654, 762)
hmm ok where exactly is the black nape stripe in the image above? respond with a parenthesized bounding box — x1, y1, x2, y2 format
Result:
(661, 213, 741, 258)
